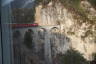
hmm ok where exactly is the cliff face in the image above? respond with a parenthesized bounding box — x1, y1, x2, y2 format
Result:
(35, 0, 96, 60)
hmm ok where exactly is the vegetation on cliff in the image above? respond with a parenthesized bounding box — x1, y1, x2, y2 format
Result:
(54, 49, 89, 64)
(88, 0, 96, 9)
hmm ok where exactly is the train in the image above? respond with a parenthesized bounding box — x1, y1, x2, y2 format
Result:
(11, 23, 38, 28)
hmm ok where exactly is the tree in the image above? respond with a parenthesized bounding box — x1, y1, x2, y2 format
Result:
(55, 49, 89, 64)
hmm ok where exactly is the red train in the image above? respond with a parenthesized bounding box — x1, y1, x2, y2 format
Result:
(11, 23, 38, 28)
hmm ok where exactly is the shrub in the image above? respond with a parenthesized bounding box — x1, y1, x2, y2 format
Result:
(57, 49, 89, 64)
(88, 0, 96, 9)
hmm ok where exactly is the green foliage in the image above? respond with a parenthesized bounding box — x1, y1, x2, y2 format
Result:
(92, 53, 96, 60)
(88, 0, 96, 9)
(59, 0, 96, 26)
(35, 0, 51, 5)
(67, 31, 75, 35)
(81, 30, 93, 39)
(58, 49, 89, 64)
(12, 8, 35, 23)
(60, 0, 80, 9)
(59, 0, 87, 22)
(35, 0, 44, 4)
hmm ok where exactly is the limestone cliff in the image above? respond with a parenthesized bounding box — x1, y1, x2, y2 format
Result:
(35, 0, 96, 60)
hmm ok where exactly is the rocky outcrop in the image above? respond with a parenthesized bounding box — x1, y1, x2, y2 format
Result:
(35, 0, 96, 61)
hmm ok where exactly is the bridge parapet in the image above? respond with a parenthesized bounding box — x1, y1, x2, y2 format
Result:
(12, 25, 61, 37)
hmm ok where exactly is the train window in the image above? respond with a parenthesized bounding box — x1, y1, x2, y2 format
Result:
(1, 0, 37, 64)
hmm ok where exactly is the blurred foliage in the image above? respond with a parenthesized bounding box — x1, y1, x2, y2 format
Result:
(90, 53, 96, 64)
(57, 49, 89, 64)
(35, 0, 51, 5)
(35, 0, 44, 4)
(67, 31, 75, 35)
(59, 0, 90, 24)
(12, 8, 35, 24)
(59, 0, 96, 26)
(60, 0, 80, 9)
(81, 30, 93, 38)
(92, 53, 96, 61)
(88, 0, 96, 9)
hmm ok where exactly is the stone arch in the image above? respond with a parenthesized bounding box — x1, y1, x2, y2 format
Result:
(50, 27, 60, 37)
(37, 28, 46, 60)
(50, 27, 60, 33)
(13, 30, 21, 38)
(38, 28, 47, 39)
(50, 27, 61, 57)
(27, 29, 34, 34)
(23, 28, 34, 38)
(23, 29, 34, 49)
(12, 30, 22, 61)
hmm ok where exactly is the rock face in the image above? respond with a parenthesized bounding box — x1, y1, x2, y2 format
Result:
(35, 5, 42, 25)
(35, 0, 96, 61)
(13, 1, 96, 64)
